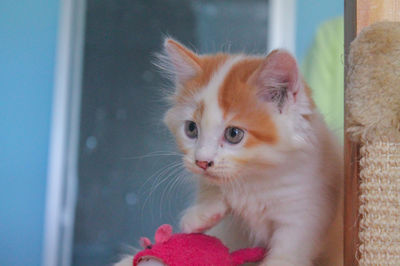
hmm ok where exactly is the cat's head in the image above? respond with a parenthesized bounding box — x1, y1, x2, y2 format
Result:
(159, 38, 315, 184)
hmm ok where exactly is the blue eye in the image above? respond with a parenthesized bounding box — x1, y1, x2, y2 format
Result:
(224, 127, 244, 144)
(184, 121, 198, 139)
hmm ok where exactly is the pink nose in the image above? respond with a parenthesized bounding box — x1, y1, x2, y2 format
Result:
(195, 160, 214, 170)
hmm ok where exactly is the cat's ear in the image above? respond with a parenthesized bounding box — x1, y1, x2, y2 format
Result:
(158, 38, 201, 85)
(250, 50, 303, 113)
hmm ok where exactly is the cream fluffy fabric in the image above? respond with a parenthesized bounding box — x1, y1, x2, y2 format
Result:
(347, 21, 400, 143)
(346, 21, 400, 265)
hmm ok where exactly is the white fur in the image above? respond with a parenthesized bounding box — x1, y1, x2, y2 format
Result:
(137, 258, 165, 266)
(181, 119, 342, 266)
(114, 255, 134, 266)
(115, 256, 165, 266)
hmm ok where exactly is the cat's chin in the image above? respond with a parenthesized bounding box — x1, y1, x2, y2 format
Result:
(199, 172, 238, 186)
(201, 172, 220, 181)
(184, 162, 237, 185)
(187, 168, 224, 184)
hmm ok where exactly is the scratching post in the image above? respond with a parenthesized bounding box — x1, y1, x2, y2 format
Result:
(346, 21, 400, 265)
(358, 142, 400, 264)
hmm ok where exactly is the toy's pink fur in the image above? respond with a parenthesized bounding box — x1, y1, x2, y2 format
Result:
(154, 224, 173, 244)
(133, 224, 266, 266)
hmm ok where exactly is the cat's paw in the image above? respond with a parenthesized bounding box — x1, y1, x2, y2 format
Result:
(180, 205, 224, 233)
(137, 258, 165, 266)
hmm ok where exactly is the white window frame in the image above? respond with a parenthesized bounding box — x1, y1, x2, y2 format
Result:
(42, 0, 86, 265)
(268, 0, 297, 53)
(42, 0, 296, 265)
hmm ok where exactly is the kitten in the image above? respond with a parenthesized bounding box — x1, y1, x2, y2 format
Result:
(161, 38, 343, 266)
(116, 38, 343, 266)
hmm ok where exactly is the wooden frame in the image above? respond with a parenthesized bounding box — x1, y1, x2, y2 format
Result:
(344, 0, 400, 265)
(344, 2, 359, 265)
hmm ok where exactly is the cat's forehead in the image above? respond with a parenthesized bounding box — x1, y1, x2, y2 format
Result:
(183, 54, 278, 146)
(188, 55, 262, 119)
(198, 56, 245, 125)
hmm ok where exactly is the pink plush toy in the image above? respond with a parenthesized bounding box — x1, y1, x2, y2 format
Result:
(133, 224, 266, 266)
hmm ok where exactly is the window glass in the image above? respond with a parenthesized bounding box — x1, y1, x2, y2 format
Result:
(73, 1, 269, 265)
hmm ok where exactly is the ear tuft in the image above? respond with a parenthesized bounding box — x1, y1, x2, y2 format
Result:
(154, 224, 173, 244)
(156, 37, 201, 85)
(250, 49, 301, 112)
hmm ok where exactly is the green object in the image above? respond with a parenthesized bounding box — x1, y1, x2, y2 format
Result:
(301, 17, 344, 140)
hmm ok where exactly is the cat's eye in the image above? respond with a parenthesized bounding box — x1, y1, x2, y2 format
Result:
(184, 121, 198, 139)
(224, 127, 244, 144)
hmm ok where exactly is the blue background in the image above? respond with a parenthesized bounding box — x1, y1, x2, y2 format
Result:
(0, 0, 342, 265)
(296, 0, 343, 61)
(0, 0, 60, 265)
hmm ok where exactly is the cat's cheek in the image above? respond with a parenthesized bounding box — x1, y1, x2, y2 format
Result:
(176, 132, 197, 155)
(175, 139, 189, 154)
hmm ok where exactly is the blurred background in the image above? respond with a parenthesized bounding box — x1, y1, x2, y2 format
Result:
(0, 0, 343, 265)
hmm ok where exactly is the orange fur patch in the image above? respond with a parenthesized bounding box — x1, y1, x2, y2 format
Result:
(176, 139, 189, 155)
(175, 54, 229, 104)
(218, 58, 278, 147)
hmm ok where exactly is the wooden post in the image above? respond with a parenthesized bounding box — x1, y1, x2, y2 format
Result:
(344, 1, 358, 265)
(344, 0, 400, 265)
(356, 0, 400, 33)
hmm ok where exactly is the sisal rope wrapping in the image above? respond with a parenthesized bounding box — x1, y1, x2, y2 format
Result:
(358, 142, 400, 265)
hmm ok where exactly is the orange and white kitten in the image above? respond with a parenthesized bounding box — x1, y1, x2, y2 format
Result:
(116, 38, 343, 266)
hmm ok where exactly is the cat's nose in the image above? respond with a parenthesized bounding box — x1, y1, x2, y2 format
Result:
(195, 160, 214, 170)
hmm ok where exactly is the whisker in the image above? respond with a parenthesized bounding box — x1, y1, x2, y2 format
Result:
(160, 167, 187, 219)
(159, 163, 185, 218)
(148, 161, 182, 198)
(140, 161, 183, 217)
(139, 159, 181, 193)
(121, 150, 182, 160)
